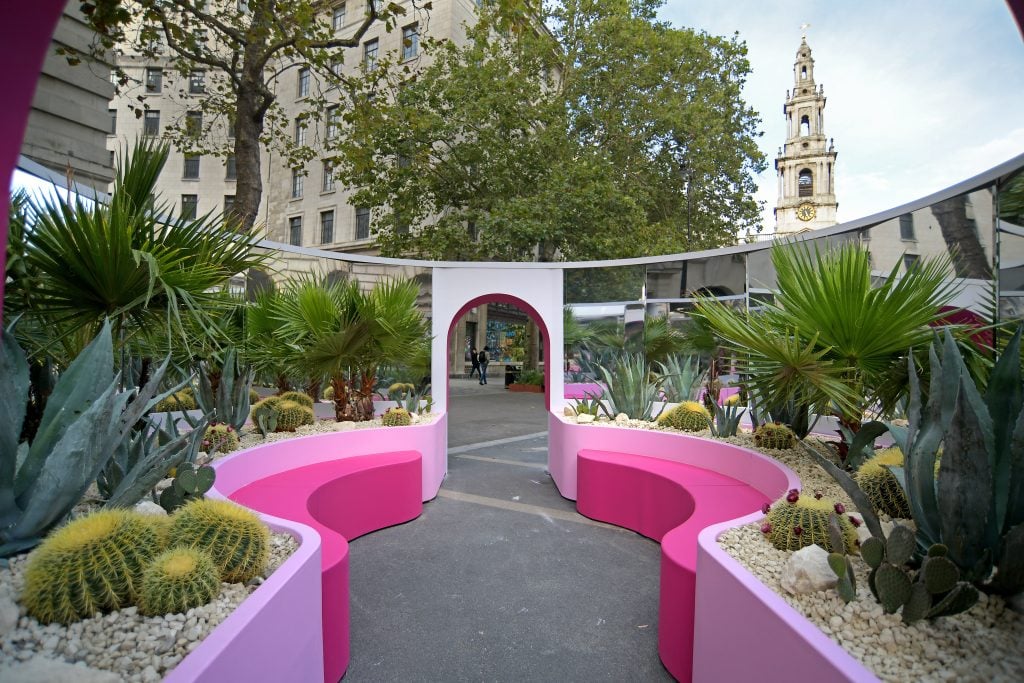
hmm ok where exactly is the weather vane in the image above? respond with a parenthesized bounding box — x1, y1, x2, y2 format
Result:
(800, 22, 811, 39)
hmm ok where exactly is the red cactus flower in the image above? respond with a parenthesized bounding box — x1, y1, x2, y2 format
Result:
(793, 526, 803, 536)
(760, 522, 772, 534)
(848, 516, 862, 528)
(786, 490, 800, 504)
(761, 502, 771, 514)
(834, 503, 846, 514)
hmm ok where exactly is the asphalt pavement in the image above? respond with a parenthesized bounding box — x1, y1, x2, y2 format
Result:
(342, 378, 673, 682)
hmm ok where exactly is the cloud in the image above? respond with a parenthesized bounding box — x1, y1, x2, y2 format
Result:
(659, 0, 1024, 230)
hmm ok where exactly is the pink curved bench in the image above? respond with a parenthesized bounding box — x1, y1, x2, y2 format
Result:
(576, 449, 769, 682)
(229, 451, 422, 683)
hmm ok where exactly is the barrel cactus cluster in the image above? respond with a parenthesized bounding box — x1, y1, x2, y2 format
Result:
(855, 447, 911, 519)
(20, 499, 270, 623)
(202, 423, 240, 454)
(753, 422, 796, 450)
(382, 407, 412, 427)
(761, 489, 859, 554)
(279, 390, 315, 408)
(657, 401, 711, 432)
(154, 388, 197, 412)
(250, 396, 314, 433)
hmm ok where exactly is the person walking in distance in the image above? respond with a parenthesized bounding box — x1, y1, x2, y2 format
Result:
(478, 346, 490, 385)
(469, 346, 480, 379)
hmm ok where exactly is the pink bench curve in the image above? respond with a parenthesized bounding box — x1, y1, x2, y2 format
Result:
(229, 451, 422, 682)
(576, 449, 769, 682)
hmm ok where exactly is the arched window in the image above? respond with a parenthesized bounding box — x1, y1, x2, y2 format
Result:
(801, 66, 807, 79)
(798, 169, 813, 197)
(800, 115, 810, 136)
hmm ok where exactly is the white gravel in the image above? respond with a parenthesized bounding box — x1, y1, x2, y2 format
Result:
(0, 533, 298, 681)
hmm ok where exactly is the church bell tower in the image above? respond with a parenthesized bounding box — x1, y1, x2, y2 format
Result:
(774, 36, 838, 234)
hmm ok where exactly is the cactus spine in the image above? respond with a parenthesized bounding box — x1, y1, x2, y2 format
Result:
(138, 548, 221, 616)
(21, 510, 162, 624)
(279, 391, 314, 408)
(762, 489, 858, 553)
(855, 447, 911, 519)
(657, 401, 711, 432)
(382, 407, 412, 426)
(170, 499, 269, 583)
(274, 399, 314, 432)
(754, 422, 797, 450)
(202, 423, 239, 454)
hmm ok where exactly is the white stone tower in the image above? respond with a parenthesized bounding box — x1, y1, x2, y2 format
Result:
(774, 36, 838, 234)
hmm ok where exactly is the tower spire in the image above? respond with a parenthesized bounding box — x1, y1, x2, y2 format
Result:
(773, 35, 838, 234)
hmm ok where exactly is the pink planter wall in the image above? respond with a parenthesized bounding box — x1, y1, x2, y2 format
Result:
(164, 515, 324, 683)
(694, 519, 878, 682)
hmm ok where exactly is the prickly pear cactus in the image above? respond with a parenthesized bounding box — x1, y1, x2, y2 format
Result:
(21, 510, 162, 623)
(657, 401, 711, 432)
(138, 547, 221, 616)
(761, 489, 859, 553)
(753, 422, 797, 450)
(855, 447, 911, 519)
(382, 407, 412, 427)
(159, 463, 216, 513)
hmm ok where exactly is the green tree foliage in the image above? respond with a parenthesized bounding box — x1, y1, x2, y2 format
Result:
(81, 0, 420, 232)
(332, 0, 765, 261)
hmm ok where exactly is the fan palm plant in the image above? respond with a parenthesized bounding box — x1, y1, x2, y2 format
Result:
(7, 139, 265, 360)
(695, 242, 960, 439)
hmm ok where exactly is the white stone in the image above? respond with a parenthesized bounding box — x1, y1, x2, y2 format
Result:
(780, 544, 838, 595)
(1, 657, 121, 683)
(563, 406, 576, 417)
(614, 413, 629, 425)
(576, 414, 595, 424)
(0, 593, 19, 638)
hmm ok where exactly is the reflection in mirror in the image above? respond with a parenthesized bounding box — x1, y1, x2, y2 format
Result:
(998, 170, 1024, 325)
(564, 265, 645, 304)
(646, 253, 746, 299)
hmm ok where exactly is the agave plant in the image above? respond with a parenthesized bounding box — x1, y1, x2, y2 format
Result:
(594, 353, 664, 421)
(657, 353, 705, 403)
(0, 322, 185, 556)
(190, 347, 254, 432)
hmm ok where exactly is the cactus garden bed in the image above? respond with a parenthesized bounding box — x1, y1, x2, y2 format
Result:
(573, 412, 1024, 681)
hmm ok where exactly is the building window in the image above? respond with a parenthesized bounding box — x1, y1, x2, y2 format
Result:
(329, 59, 342, 80)
(225, 154, 237, 180)
(363, 39, 378, 71)
(186, 110, 202, 137)
(322, 161, 335, 192)
(903, 253, 919, 271)
(395, 211, 409, 234)
(298, 67, 310, 98)
(320, 210, 335, 244)
(800, 115, 810, 136)
(291, 169, 304, 198)
(798, 169, 813, 197)
(181, 194, 198, 220)
(289, 216, 302, 245)
(899, 214, 915, 241)
(801, 66, 807, 80)
(332, 3, 346, 30)
(355, 206, 370, 239)
(189, 70, 206, 94)
(109, 150, 116, 168)
(294, 119, 306, 145)
(326, 106, 339, 139)
(224, 195, 235, 214)
(371, 0, 382, 13)
(108, 109, 117, 134)
(402, 24, 419, 61)
(143, 110, 161, 136)
(183, 155, 200, 179)
(145, 67, 162, 94)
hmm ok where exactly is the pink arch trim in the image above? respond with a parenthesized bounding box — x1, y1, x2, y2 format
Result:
(445, 293, 553, 410)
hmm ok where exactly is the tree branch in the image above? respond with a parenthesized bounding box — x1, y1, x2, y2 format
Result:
(165, 0, 246, 45)
(155, 16, 234, 75)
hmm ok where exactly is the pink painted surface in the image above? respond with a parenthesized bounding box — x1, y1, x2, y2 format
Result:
(694, 519, 878, 682)
(164, 515, 324, 683)
(230, 452, 422, 682)
(576, 449, 770, 682)
(212, 415, 447, 502)
(548, 414, 793, 501)
(563, 382, 603, 399)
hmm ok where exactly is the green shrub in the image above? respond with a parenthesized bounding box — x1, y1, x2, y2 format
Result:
(138, 547, 221, 616)
(21, 510, 162, 623)
(170, 499, 269, 583)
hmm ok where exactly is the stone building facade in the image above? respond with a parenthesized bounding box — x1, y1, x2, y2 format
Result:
(774, 37, 838, 234)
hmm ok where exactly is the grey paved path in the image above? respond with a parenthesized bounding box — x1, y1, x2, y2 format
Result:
(343, 379, 673, 682)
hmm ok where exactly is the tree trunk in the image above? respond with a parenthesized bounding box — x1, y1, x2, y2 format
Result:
(304, 377, 322, 402)
(331, 376, 355, 422)
(524, 320, 540, 371)
(233, 58, 267, 234)
(931, 196, 992, 280)
(275, 373, 292, 394)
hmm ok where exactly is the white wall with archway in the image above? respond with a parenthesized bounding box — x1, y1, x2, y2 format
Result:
(430, 267, 564, 416)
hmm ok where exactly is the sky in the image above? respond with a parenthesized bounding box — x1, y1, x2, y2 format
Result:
(658, 0, 1024, 232)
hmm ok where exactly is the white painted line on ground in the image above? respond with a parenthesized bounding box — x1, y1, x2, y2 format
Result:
(453, 454, 547, 469)
(436, 489, 624, 531)
(447, 431, 548, 454)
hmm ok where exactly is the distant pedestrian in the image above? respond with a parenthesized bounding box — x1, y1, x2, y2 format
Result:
(478, 346, 490, 385)
(469, 346, 480, 378)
